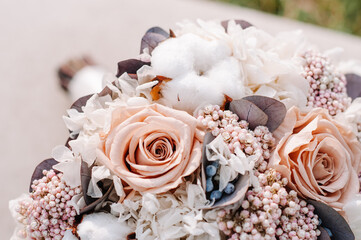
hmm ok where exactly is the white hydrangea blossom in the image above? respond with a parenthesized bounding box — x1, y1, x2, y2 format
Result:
(111, 183, 220, 240)
(206, 135, 259, 190)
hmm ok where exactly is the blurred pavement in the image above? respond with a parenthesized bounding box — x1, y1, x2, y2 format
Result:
(1, 0, 361, 238)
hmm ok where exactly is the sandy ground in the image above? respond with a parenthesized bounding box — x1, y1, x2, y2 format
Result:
(1, 0, 361, 238)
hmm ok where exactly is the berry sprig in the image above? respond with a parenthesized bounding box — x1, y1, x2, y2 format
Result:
(198, 105, 276, 202)
(302, 51, 351, 116)
(15, 169, 81, 240)
(197, 104, 275, 173)
(217, 169, 320, 240)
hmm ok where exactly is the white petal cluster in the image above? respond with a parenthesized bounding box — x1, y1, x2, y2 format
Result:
(206, 135, 259, 189)
(336, 98, 361, 141)
(343, 194, 361, 240)
(111, 183, 220, 240)
(144, 19, 310, 114)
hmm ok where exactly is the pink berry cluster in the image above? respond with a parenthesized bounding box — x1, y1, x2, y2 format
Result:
(217, 169, 320, 240)
(197, 104, 275, 173)
(301, 50, 351, 116)
(15, 169, 81, 240)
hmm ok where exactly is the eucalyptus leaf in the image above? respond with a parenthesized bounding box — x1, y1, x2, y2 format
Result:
(318, 227, 332, 240)
(345, 73, 361, 100)
(116, 59, 150, 78)
(145, 26, 169, 38)
(243, 95, 286, 132)
(140, 31, 168, 54)
(81, 161, 95, 205)
(79, 180, 114, 215)
(307, 199, 354, 240)
(29, 158, 59, 192)
(229, 98, 268, 130)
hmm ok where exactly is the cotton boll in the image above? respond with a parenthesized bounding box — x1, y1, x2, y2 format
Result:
(151, 32, 244, 114)
(161, 72, 225, 114)
(151, 34, 197, 77)
(69, 66, 106, 102)
(77, 212, 133, 240)
(152, 33, 231, 78)
(206, 57, 245, 100)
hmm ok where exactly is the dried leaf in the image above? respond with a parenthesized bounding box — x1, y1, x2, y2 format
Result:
(307, 199, 355, 240)
(221, 94, 233, 110)
(29, 158, 59, 192)
(169, 29, 176, 38)
(201, 133, 216, 193)
(201, 133, 250, 208)
(318, 227, 332, 240)
(345, 73, 361, 100)
(221, 19, 253, 31)
(145, 26, 169, 38)
(116, 59, 150, 78)
(81, 161, 95, 205)
(79, 180, 114, 215)
(98, 86, 112, 97)
(127, 232, 137, 240)
(229, 99, 268, 130)
(70, 94, 93, 113)
(150, 75, 172, 100)
(243, 95, 286, 132)
(140, 32, 168, 54)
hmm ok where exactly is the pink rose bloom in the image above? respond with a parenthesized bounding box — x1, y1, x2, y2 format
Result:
(97, 104, 204, 196)
(270, 107, 361, 211)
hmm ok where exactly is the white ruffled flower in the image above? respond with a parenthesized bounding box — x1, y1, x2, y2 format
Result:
(111, 183, 220, 240)
(336, 98, 361, 141)
(343, 194, 361, 240)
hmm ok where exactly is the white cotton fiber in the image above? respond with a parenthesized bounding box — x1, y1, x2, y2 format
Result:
(151, 33, 245, 114)
(77, 212, 133, 240)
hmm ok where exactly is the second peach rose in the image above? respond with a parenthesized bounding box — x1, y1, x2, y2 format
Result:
(270, 107, 361, 211)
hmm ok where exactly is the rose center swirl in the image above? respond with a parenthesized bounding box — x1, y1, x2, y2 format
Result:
(147, 137, 175, 161)
(313, 152, 334, 185)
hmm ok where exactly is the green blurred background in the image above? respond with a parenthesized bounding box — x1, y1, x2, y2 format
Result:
(218, 0, 361, 36)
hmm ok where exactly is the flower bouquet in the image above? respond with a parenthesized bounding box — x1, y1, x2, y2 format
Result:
(10, 19, 361, 240)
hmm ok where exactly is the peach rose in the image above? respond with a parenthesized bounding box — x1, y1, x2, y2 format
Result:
(270, 107, 361, 211)
(96, 104, 204, 196)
